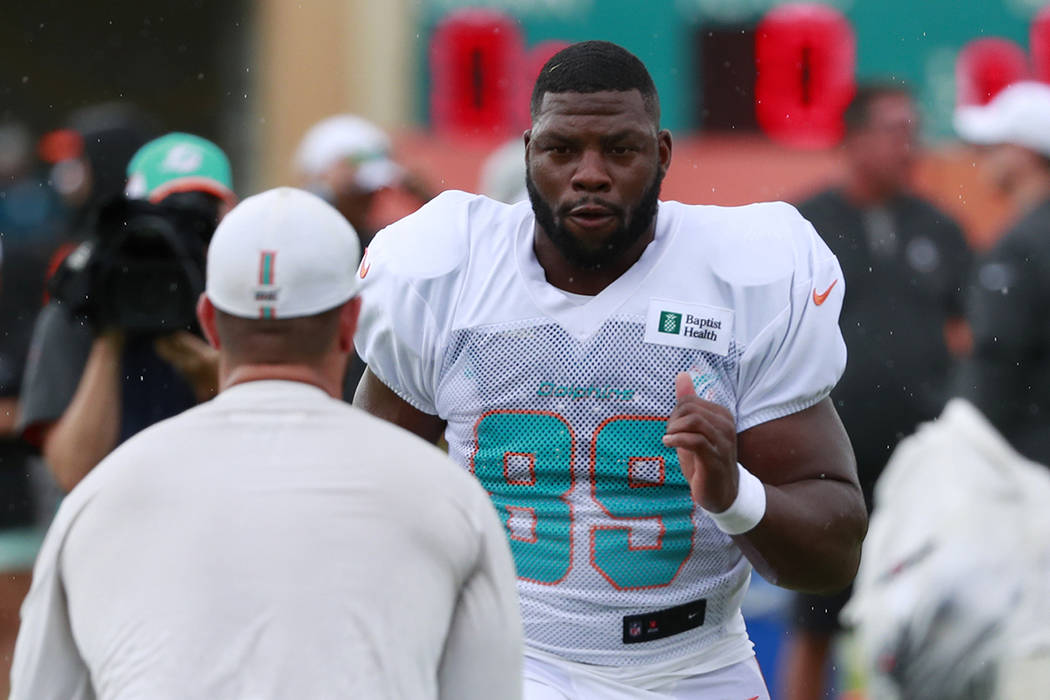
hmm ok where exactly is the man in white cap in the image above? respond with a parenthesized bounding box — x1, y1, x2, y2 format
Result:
(953, 81, 1050, 467)
(294, 114, 434, 246)
(9, 187, 523, 699)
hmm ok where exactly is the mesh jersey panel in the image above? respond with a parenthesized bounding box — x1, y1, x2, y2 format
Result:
(439, 313, 750, 665)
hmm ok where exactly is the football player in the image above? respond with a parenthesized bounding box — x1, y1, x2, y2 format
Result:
(354, 40, 866, 699)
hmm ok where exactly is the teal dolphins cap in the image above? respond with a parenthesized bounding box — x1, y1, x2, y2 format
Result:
(125, 132, 236, 206)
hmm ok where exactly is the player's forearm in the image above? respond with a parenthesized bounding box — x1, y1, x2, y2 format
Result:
(734, 476, 867, 593)
(43, 336, 122, 492)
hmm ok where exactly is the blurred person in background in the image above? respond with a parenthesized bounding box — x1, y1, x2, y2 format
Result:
(842, 398, 1050, 699)
(0, 120, 69, 699)
(41, 103, 157, 244)
(0, 121, 67, 381)
(779, 82, 973, 700)
(294, 113, 435, 247)
(293, 113, 435, 397)
(479, 137, 528, 204)
(17, 132, 236, 493)
(953, 81, 1050, 467)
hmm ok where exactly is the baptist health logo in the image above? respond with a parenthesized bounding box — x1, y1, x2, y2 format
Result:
(658, 311, 683, 335)
(645, 299, 733, 356)
(658, 310, 719, 341)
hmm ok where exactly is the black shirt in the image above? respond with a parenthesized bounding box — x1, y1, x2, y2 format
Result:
(799, 189, 972, 493)
(956, 197, 1050, 466)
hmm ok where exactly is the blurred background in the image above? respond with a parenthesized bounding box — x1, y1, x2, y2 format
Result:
(3, 1, 1050, 698)
(3, 0, 1047, 245)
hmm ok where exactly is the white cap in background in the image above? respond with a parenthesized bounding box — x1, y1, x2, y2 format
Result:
(954, 81, 1050, 157)
(206, 187, 361, 320)
(479, 138, 528, 204)
(294, 114, 404, 192)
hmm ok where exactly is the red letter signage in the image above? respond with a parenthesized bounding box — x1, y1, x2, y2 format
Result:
(755, 3, 856, 148)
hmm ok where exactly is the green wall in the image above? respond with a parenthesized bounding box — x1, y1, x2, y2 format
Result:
(418, 0, 1047, 139)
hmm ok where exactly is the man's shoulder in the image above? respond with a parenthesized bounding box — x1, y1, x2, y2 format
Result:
(365, 190, 527, 284)
(795, 187, 848, 219)
(664, 198, 813, 231)
(662, 199, 829, 281)
(46, 411, 185, 528)
(87, 402, 207, 474)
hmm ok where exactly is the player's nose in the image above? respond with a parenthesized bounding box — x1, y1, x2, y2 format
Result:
(571, 148, 612, 193)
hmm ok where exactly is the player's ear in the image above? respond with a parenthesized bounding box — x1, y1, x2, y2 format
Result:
(338, 297, 362, 354)
(197, 294, 221, 350)
(658, 129, 672, 174)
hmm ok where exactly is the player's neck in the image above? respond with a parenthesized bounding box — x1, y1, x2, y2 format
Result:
(533, 224, 656, 296)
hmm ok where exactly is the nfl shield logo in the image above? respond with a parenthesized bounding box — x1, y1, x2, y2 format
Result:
(628, 621, 642, 638)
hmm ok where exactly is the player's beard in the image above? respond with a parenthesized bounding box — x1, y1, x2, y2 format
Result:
(526, 164, 664, 271)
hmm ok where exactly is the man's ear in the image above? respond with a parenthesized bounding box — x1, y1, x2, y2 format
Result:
(339, 297, 363, 354)
(196, 294, 221, 350)
(657, 128, 673, 174)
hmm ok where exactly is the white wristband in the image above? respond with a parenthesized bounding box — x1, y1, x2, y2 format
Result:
(705, 463, 767, 535)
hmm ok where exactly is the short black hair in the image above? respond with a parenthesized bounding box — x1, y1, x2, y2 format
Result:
(530, 41, 660, 124)
(843, 82, 913, 134)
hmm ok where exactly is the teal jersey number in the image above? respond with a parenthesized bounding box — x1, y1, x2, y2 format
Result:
(590, 416, 693, 589)
(472, 411, 694, 590)
(473, 411, 574, 585)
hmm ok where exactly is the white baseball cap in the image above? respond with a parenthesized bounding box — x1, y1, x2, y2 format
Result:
(206, 187, 361, 320)
(294, 114, 404, 192)
(954, 81, 1050, 157)
(479, 138, 528, 204)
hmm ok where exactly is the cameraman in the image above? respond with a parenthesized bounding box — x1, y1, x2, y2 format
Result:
(17, 133, 236, 492)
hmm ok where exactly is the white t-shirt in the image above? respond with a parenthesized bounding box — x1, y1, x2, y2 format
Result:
(10, 380, 522, 700)
(355, 191, 846, 670)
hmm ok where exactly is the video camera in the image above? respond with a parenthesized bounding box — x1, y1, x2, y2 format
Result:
(50, 194, 217, 337)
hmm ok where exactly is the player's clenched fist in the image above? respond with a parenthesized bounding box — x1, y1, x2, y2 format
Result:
(662, 371, 739, 513)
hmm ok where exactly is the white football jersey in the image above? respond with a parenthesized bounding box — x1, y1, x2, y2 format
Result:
(356, 191, 846, 668)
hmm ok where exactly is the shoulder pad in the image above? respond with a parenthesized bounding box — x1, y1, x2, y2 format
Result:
(364, 190, 510, 282)
(680, 201, 824, 286)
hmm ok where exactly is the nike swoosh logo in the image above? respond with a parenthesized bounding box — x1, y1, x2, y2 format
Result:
(812, 279, 838, 306)
(358, 247, 371, 279)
